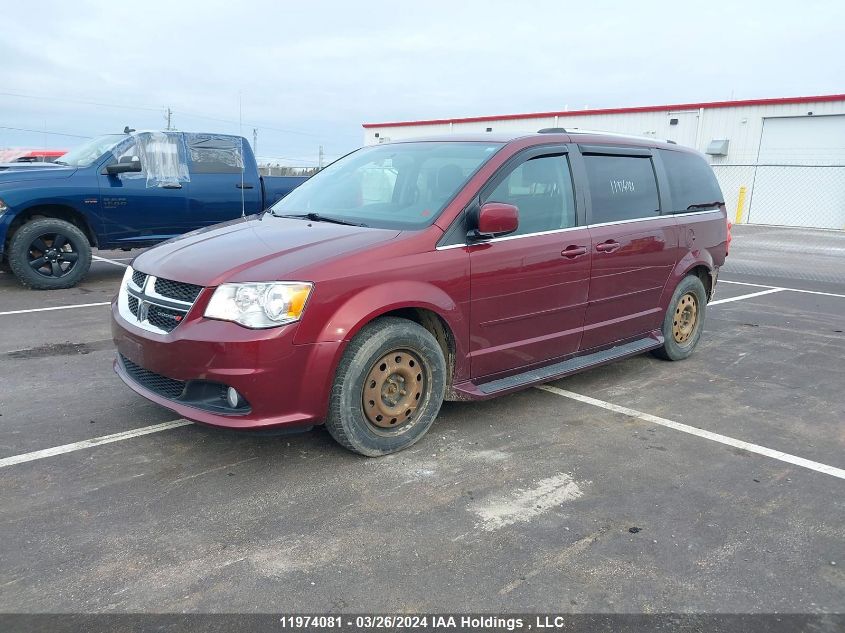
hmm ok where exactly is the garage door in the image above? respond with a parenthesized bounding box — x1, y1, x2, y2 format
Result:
(747, 115, 845, 229)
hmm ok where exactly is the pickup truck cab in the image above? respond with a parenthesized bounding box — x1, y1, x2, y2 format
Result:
(112, 130, 729, 456)
(0, 131, 307, 289)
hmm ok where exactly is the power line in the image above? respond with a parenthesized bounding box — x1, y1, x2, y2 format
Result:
(0, 90, 161, 113)
(0, 126, 91, 139)
(171, 109, 321, 137)
(0, 89, 322, 137)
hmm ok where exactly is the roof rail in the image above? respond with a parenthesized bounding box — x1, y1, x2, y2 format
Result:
(537, 127, 567, 134)
(564, 128, 676, 144)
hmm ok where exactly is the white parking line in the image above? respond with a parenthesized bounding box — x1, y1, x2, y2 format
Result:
(0, 302, 111, 317)
(720, 279, 845, 300)
(536, 385, 845, 480)
(709, 288, 785, 305)
(0, 420, 193, 469)
(92, 255, 128, 268)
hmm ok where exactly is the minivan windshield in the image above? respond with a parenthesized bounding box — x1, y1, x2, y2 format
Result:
(55, 134, 127, 167)
(271, 142, 502, 229)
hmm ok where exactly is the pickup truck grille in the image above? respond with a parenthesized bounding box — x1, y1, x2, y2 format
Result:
(120, 354, 186, 399)
(119, 268, 203, 335)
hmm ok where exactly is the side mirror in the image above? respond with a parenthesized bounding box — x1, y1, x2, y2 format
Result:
(471, 202, 519, 239)
(105, 160, 142, 175)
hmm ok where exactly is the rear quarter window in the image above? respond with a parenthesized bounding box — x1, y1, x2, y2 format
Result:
(659, 149, 724, 212)
(187, 134, 244, 174)
(583, 154, 660, 223)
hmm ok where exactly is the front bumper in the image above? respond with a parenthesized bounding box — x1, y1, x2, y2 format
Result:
(111, 299, 342, 429)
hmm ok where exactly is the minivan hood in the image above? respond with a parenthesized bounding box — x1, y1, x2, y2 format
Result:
(0, 166, 77, 184)
(132, 214, 401, 287)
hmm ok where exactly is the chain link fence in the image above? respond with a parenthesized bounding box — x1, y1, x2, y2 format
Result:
(712, 164, 845, 230)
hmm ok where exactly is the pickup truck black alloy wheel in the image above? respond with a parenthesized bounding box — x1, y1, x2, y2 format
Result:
(326, 316, 446, 456)
(8, 218, 92, 290)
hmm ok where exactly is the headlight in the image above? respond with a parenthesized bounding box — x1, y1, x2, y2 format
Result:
(0, 198, 8, 214)
(204, 281, 313, 329)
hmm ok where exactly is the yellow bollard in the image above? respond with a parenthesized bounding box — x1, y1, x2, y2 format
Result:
(735, 186, 747, 225)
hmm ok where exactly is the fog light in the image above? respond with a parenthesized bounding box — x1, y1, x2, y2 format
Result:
(226, 387, 241, 408)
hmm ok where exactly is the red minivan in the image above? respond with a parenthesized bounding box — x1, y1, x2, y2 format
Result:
(112, 130, 728, 455)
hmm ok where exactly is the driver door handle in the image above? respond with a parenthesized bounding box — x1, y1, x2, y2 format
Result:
(596, 240, 621, 253)
(236, 183, 255, 189)
(160, 183, 182, 189)
(561, 245, 588, 258)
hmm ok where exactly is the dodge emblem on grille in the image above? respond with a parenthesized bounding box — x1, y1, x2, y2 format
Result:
(123, 272, 195, 334)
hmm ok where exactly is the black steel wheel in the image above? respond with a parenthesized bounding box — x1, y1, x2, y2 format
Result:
(8, 218, 92, 290)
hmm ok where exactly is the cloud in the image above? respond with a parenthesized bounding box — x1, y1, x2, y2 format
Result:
(2, 0, 843, 163)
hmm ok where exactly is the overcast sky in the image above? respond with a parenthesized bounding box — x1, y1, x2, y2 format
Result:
(2, 0, 843, 166)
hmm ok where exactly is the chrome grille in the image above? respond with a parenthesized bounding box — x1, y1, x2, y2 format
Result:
(119, 268, 202, 335)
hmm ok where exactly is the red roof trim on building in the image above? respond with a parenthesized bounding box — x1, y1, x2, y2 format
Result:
(362, 94, 845, 129)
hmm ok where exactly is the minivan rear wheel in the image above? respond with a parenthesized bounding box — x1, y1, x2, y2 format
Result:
(652, 275, 707, 361)
(325, 317, 446, 456)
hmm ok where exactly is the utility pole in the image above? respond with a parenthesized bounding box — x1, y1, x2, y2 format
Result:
(318, 145, 324, 170)
(164, 107, 173, 130)
(253, 128, 258, 156)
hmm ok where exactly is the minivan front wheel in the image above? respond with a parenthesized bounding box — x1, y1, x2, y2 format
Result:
(325, 317, 446, 456)
(652, 275, 707, 361)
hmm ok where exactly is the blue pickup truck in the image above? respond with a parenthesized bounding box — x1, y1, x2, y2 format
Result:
(0, 131, 308, 289)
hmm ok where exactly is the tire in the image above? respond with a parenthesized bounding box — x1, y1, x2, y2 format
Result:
(325, 317, 447, 457)
(652, 274, 707, 361)
(8, 218, 92, 290)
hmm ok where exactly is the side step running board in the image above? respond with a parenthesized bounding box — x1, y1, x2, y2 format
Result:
(476, 336, 662, 395)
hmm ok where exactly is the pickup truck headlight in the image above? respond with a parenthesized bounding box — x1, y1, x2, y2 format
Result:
(204, 281, 313, 329)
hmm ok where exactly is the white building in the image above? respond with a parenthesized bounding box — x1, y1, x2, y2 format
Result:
(363, 94, 845, 230)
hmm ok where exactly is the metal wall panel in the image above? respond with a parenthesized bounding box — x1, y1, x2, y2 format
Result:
(363, 99, 845, 229)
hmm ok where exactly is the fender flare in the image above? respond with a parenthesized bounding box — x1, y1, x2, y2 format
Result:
(7, 201, 98, 246)
(296, 280, 469, 386)
(305, 280, 466, 345)
(658, 251, 715, 308)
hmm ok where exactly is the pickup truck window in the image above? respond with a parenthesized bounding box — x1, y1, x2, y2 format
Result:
(271, 142, 502, 230)
(187, 134, 244, 174)
(54, 134, 125, 167)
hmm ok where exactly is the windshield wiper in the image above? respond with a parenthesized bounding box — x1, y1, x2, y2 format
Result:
(52, 160, 70, 166)
(272, 211, 368, 227)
